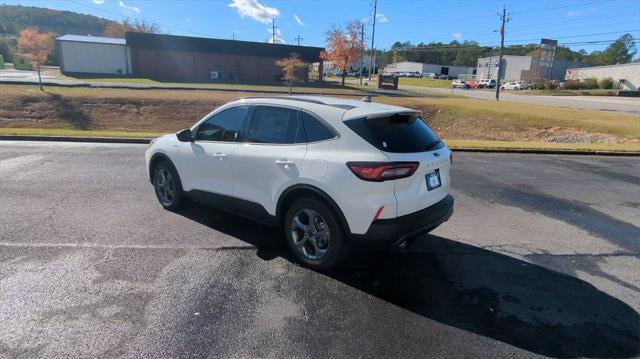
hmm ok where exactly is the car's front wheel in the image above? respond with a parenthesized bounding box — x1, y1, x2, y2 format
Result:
(284, 198, 349, 270)
(153, 161, 183, 210)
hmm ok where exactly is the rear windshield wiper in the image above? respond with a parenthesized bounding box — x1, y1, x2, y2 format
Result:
(424, 141, 441, 150)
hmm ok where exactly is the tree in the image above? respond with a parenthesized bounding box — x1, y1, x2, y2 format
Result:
(103, 18, 160, 38)
(17, 27, 53, 90)
(276, 53, 308, 95)
(321, 20, 364, 86)
(590, 34, 637, 65)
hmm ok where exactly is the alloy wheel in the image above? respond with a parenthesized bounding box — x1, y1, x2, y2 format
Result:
(290, 208, 331, 260)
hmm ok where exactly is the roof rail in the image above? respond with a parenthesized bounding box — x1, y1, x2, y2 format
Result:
(231, 96, 326, 105)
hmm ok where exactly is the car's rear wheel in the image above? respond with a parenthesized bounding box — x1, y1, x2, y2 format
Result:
(153, 161, 183, 210)
(284, 198, 349, 270)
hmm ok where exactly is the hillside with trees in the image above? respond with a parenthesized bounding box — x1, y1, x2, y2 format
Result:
(0, 5, 114, 36)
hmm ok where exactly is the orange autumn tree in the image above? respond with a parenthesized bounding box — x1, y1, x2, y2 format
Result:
(321, 20, 364, 87)
(276, 53, 308, 95)
(17, 27, 53, 91)
(104, 18, 160, 38)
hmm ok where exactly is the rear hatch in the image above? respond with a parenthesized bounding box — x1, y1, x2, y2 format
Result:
(344, 112, 451, 217)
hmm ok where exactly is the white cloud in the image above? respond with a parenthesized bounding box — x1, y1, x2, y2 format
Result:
(267, 27, 285, 44)
(185, 18, 191, 23)
(452, 32, 462, 40)
(293, 14, 304, 26)
(376, 13, 388, 24)
(567, 10, 582, 17)
(229, 0, 279, 24)
(93, 0, 105, 4)
(118, 0, 140, 13)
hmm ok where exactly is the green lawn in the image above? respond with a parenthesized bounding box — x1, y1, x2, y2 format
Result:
(514, 89, 619, 96)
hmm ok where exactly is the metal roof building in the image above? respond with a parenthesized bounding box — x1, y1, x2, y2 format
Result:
(56, 35, 131, 75)
(565, 63, 640, 90)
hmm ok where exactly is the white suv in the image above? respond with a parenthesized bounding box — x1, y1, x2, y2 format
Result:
(145, 96, 454, 269)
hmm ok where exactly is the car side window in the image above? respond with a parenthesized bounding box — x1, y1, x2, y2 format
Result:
(196, 106, 249, 142)
(244, 106, 303, 144)
(301, 112, 335, 142)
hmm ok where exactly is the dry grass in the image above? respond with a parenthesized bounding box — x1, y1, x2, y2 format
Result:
(1, 84, 638, 151)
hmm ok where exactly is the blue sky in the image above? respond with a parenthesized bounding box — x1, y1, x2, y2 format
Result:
(3, 0, 640, 52)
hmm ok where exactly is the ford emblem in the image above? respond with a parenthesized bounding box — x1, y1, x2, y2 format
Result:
(433, 152, 440, 157)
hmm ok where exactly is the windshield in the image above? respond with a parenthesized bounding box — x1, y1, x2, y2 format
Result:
(344, 113, 443, 153)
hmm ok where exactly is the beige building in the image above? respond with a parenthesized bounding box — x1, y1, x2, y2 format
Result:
(565, 63, 640, 90)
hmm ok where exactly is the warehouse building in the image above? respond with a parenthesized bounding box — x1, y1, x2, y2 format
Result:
(56, 35, 131, 75)
(565, 63, 640, 90)
(382, 61, 475, 78)
(126, 32, 324, 83)
(56, 32, 324, 83)
(476, 55, 588, 81)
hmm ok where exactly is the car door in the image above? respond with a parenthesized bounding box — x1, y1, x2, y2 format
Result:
(232, 105, 307, 215)
(183, 105, 249, 196)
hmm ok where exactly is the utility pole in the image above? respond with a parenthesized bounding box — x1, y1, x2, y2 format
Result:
(294, 35, 303, 46)
(368, 0, 377, 80)
(359, 23, 365, 85)
(495, 6, 509, 101)
(271, 19, 277, 44)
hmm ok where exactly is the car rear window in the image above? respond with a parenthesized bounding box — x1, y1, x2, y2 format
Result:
(344, 113, 442, 153)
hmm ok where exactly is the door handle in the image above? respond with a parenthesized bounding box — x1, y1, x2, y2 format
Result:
(212, 152, 227, 160)
(275, 160, 294, 168)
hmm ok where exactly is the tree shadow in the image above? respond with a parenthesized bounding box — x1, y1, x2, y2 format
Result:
(174, 200, 640, 358)
(44, 91, 92, 130)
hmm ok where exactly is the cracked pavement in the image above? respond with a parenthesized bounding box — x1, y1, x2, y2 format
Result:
(1, 141, 638, 358)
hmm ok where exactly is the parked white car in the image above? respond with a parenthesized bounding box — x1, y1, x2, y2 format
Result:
(478, 79, 497, 88)
(451, 79, 468, 88)
(500, 82, 525, 90)
(145, 96, 454, 269)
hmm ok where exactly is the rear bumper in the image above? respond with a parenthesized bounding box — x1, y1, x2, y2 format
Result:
(349, 195, 454, 248)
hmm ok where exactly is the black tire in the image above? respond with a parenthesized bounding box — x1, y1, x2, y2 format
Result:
(284, 197, 349, 270)
(152, 160, 184, 210)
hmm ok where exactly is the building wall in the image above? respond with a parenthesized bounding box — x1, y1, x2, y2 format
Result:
(131, 48, 306, 83)
(565, 63, 640, 90)
(58, 41, 130, 75)
(384, 62, 474, 77)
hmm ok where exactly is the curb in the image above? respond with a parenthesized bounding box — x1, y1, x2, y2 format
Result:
(2, 135, 639, 156)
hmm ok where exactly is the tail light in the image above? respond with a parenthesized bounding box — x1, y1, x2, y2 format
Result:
(347, 162, 419, 182)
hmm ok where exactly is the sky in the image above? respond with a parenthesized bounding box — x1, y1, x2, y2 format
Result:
(2, 0, 639, 52)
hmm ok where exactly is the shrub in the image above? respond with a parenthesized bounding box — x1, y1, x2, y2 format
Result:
(544, 80, 559, 90)
(533, 79, 546, 90)
(584, 77, 599, 89)
(13, 55, 33, 70)
(563, 80, 584, 90)
(599, 77, 614, 89)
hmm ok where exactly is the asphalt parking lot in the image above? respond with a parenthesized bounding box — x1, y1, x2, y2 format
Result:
(1, 141, 639, 358)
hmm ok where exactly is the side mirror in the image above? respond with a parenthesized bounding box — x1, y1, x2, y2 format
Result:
(176, 128, 193, 142)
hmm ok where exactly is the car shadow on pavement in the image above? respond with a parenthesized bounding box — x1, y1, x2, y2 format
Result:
(175, 201, 640, 358)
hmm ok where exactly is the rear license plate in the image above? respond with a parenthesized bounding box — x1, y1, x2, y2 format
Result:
(426, 170, 441, 191)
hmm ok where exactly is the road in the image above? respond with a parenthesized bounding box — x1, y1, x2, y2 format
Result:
(401, 85, 640, 115)
(1, 141, 639, 358)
